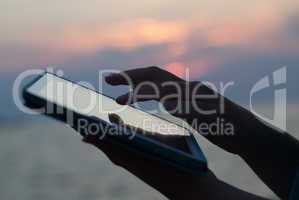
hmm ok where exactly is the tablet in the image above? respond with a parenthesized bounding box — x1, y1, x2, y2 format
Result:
(22, 72, 208, 175)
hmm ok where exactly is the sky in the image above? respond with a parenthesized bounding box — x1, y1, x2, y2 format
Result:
(0, 0, 298, 118)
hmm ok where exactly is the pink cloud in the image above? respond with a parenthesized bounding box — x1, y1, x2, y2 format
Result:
(53, 19, 189, 53)
(3, 9, 296, 77)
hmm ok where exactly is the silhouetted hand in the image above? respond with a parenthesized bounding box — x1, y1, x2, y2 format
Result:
(73, 113, 268, 200)
(104, 66, 299, 199)
(105, 66, 258, 154)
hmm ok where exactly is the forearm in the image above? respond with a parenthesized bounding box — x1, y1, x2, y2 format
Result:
(124, 166, 269, 200)
(240, 121, 299, 199)
(92, 139, 269, 200)
(185, 98, 299, 199)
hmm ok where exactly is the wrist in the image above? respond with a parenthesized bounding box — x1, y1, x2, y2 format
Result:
(239, 117, 299, 166)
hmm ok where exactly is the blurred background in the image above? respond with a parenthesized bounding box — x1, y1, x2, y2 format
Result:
(0, 0, 299, 199)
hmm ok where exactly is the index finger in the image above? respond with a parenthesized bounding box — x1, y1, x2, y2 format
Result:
(105, 67, 156, 85)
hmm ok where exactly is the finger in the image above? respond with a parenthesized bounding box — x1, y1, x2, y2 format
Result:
(115, 93, 132, 105)
(108, 113, 124, 125)
(105, 67, 155, 85)
(105, 66, 182, 86)
(105, 72, 128, 85)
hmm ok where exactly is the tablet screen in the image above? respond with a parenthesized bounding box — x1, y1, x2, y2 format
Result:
(27, 73, 190, 136)
(26, 73, 191, 153)
(27, 73, 190, 152)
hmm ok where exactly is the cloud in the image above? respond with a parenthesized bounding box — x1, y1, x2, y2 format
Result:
(45, 19, 189, 53)
(33, 10, 283, 53)
(1, 9, 299, 84)
(205, 12, 281, 47)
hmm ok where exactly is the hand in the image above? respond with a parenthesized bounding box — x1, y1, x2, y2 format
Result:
(105, 66, 299, 199)
(72, 113, 268, 200)
(105, 66, 258, 154)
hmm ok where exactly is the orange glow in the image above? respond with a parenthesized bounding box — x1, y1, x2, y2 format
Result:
(56, 19, 189, 52)
(2, 0, 299, 76)
(165, 59, 213, 79)
(19, 10, 288, 79)
(29, 10, 284, 55)
(165, 62, 187, 78)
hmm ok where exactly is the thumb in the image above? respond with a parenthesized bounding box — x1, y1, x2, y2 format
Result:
(108, 113, 124, 125)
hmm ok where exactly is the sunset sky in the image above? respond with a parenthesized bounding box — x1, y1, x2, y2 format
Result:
(0, 0, 298, 117)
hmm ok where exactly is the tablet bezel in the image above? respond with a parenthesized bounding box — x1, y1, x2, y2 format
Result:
(22, 72, 208, 175)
